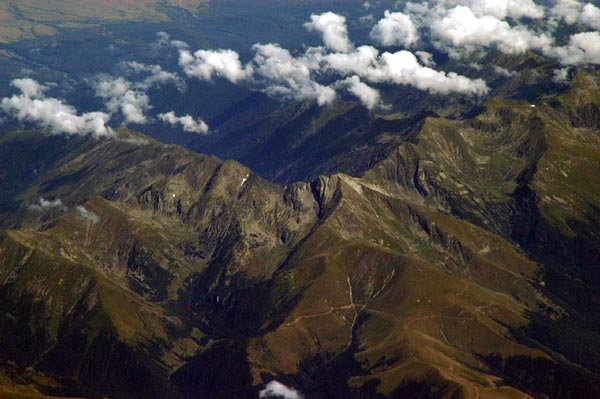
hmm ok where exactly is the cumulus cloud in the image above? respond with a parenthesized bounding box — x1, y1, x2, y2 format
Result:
(374, 50, 489, 94)
(553, 67, 571, 83)
(430, 6, 552, 55)
(76, 206, 99, 224)
(252, 43, 336, 105)
(165, 9, 492, 109)
(170, 36, 336, 105)
(1, 78, 113, 137)
(321, 45, 489, 95)
(304, 12, 353, 53)
(13, 78, 46, 97)
(29, 198, 67, 212)
(158, 111, 209, 134)
(93, 76, 150, 124)
(179, 48, 252, 83)
(370, 11, 419, 47)
(259, 381, 303, 399)
(92, 58, 187, 125)
(577, 3, 600, 29)
(399, 0, 600, 66)
(452, 0, 544, 19)
(321, 45, 380, 76)
(336, 76, 382, 109)
(545, 31, 600, 65)
(550, 0, 582, 24)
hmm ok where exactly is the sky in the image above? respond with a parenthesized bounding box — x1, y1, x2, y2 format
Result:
(2, 0, 600, 137)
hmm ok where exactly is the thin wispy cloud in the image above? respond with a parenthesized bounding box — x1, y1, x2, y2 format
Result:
(123, 61, 186, 92)
(76, 206, 99, 224)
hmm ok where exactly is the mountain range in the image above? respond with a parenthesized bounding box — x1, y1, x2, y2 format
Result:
(0, 65, 599, 399)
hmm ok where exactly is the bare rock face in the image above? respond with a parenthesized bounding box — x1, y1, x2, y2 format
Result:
(1, 72, 600, 399)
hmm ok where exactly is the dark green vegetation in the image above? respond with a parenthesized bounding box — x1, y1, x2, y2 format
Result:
(0, 69, 599, 398)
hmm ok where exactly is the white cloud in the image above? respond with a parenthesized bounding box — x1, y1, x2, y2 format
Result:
(259, 381, 303, 399)
(1, 78, 113, 137)
(359, 14, 376, 26)
(373, 50, 489, 94)
(29, 198, 67, 212)
(577, 3, 600, 29)
(493, 66, 517, 77)
(93, 61, 186, 125)
(321, 46, 489, 95)
(550, 0, 582, 24)
(430, 6, 552, 55)
(158, 111, 209, 134)
(453, 0, 544, 19)
(336, 76, 382, 109)
(322, 45, 381, 76)
(304, 12, 353, 53)
(123, 61, 186, 91)
(252, 43, 336, 105)
(93, 76, 150, 124)
(76, 206, 99, 224)
(553, 67, 571, 83)
(179, 48, 252, 83)
(12, 78, 46, 97)
(545, 31, 600, 65)
(173, 40, 337, 106)
(370, 11, 419, 47)
(167, 11, 493, 110)
(415, 50, 436, 67)
(154, 31, 188, 51)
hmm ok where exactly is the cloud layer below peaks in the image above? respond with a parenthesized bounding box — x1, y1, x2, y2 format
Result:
(4, 0, 600, 136)
(162, 0, 600, 110)
(163, 13, 490, 111)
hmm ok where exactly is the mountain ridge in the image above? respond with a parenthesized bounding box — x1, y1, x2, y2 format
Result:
(0, 70, 599, 398)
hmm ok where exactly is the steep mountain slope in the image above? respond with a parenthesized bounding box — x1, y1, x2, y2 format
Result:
(0, 71, 599, 399)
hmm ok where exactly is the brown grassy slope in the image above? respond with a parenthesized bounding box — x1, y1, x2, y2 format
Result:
(0, 0, 207, 42)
